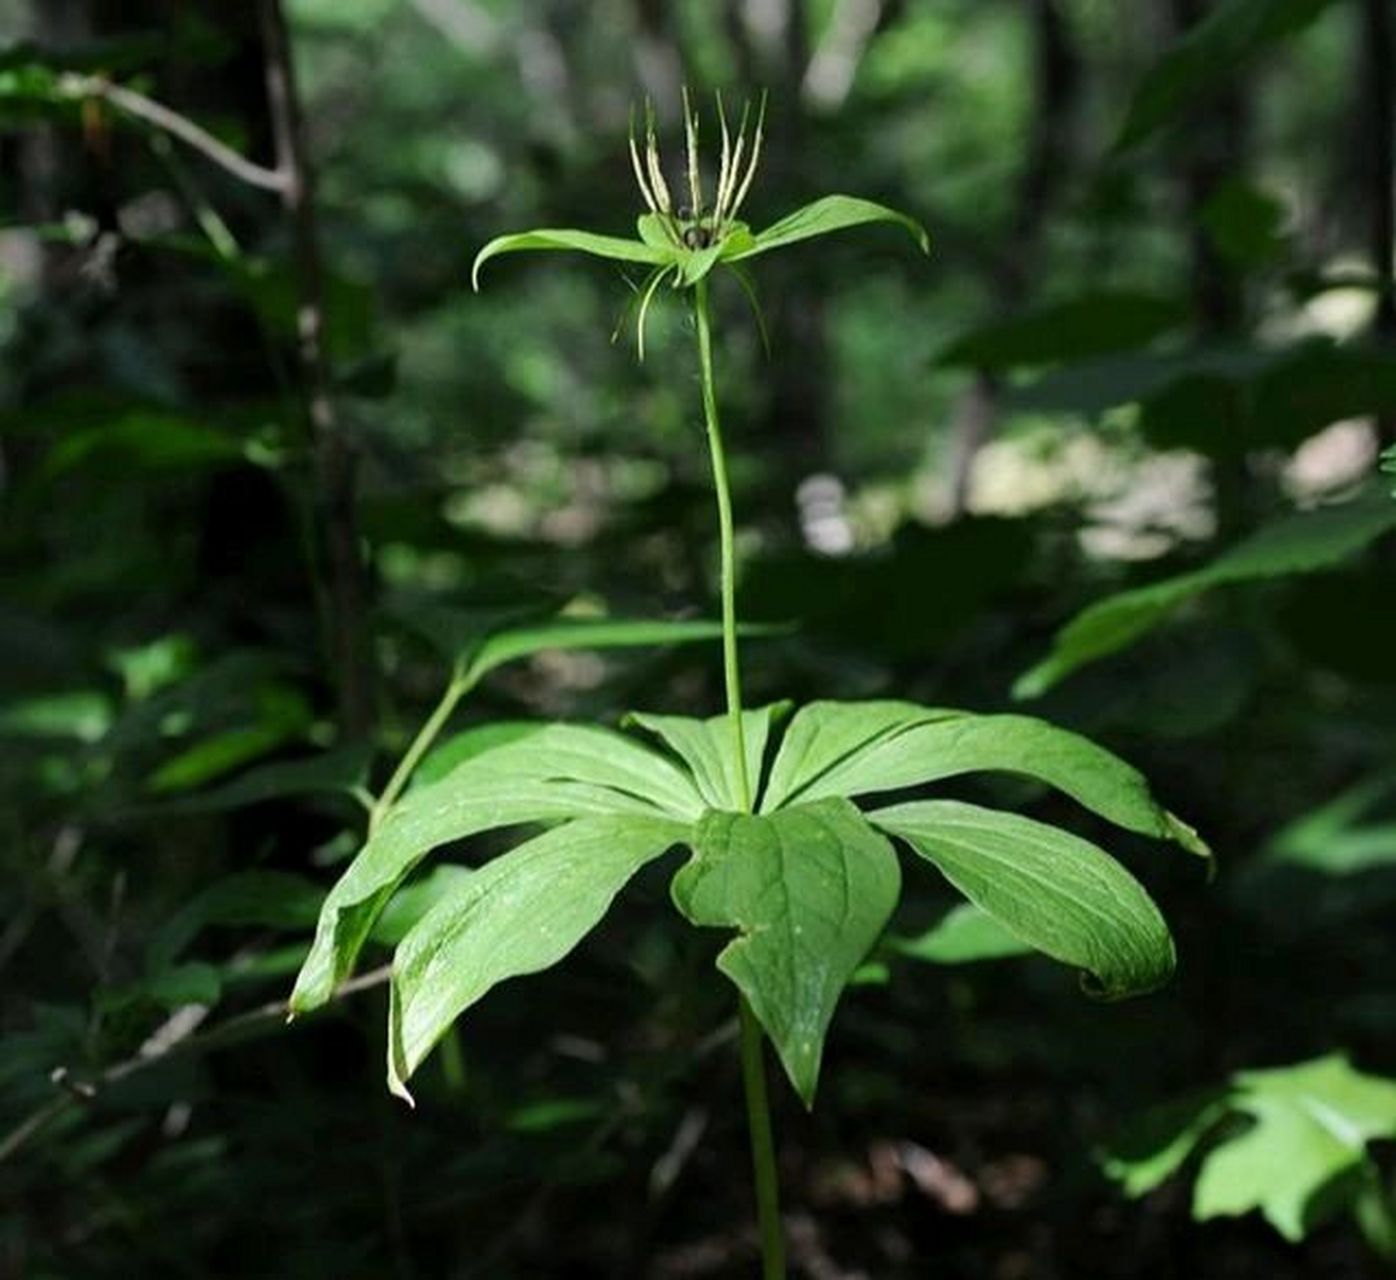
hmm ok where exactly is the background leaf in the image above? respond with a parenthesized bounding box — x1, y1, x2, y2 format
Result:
(1016, 491, 1396, 697)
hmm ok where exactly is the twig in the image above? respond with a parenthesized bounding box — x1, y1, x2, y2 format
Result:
(59, 74, 287, 193)
(0, 965, 391, 1166)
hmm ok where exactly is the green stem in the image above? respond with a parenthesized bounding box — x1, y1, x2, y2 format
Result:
(692, 277, 751, 812)
(739, 997, 786, 1278)
(693, 278, 784, 1276)
(369, 664, 476, 833)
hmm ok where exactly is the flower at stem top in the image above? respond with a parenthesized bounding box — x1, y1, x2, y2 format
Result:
(472, 90, 928, 356)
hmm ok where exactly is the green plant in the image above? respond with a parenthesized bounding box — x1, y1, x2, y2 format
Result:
(290, 95, 1208, 1277)
(1105, 1055, 1396, 1261)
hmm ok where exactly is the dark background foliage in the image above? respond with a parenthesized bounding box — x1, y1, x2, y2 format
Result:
(2, 0, 1394, 1276)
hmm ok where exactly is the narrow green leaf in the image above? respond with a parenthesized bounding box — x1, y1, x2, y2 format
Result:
(467, 615, 732, 682)
(472, 228, 674, 290)
(627, 702, 791, 811)
(872, 800, 1176, 998)
(387, 814, 686, 1101)
(777, 704, 1207, 858)
(889, 902, 1032, 965)
(290, 726, 702, 1015)
(728, 194, 929, 262)
(1016, 491, 1396, 698)
(761, 700, 961, 813)
(672, 797, 901, 1106)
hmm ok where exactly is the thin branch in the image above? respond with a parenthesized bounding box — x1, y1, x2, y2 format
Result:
(59, 74, 287, 193)
(0, 965, 391, 1165)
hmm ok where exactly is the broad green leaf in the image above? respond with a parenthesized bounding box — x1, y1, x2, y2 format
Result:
(290, 726, 702, 1014)
(871, 800, 1175, 998)
(1192, 1056, 1396, 1241)
(672, 797, 901, 1106)
(939, 292, 1187, 371)
(627, 703, 791, 810)
(472, 229, 672, 289)
(728, 195, 928, 262)
(889, 902, 1032, 965)
(777, 705, 1206, 857)
(1016, 491, 1396, 698)
(412, 722, 544, 790)
(761, 700, 961, 813)
(1117, 0, 1342, 148)
(387, 814, 686, 1101)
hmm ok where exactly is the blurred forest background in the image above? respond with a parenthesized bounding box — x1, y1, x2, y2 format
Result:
(3, 0, 1396, 1276)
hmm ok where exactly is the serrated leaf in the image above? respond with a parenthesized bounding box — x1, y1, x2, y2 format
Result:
(1016, 491, 1396, 698)
(387, 814, 685, 1100)
(890, 901, 1032, 965)
(728, 195, 928, 262)
(1190, 1056, 1396, 1241)
(761, 700, 961, 813)
(290, 726, 701, 1014)
(472, 229, 673, 289)
(627, 702, 790, 810)
(671, 797, 901, 1106)
(769, 703, 1206, 857)
(872, 800, 1175, 998)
